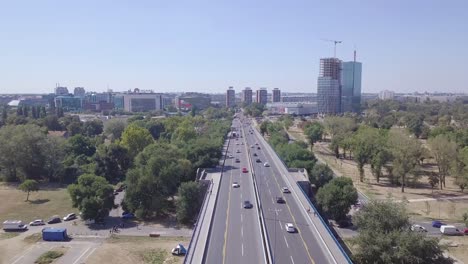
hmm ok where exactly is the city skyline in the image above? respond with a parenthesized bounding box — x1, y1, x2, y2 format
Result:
(1, 1, 468, 94)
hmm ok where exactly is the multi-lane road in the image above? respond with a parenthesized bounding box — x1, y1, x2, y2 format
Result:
(204, 118, 266, 264)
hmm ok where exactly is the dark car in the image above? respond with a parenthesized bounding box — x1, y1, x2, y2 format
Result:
(253, 153, 257, 156)
(276, 197, 285, 204)
(257, 146, 261, 150)
(256, 158, 261, 163)
(235, 158, 240, 163)
(47, 216, 61, 224)
(432, 220, 446, 228)
(243, 201, 253, 209)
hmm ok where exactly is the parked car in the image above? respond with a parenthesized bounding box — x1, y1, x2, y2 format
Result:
(410, 224, 427, 232)
(264, 162, 270, 167)
(432, 220, 446, 228)
(236, 149, 240, 153)
(3, 220, 28, 231)
(235, 158, 240, 163)
(63, 213, 77, 221)
(276, 197, 285, 204)
(253, 153, 257, 156)
(256, 158, 261, 163)
(171, 244, 187, 256)
(285, 223, 296, 233)
(122, 213, 135, 219)
(463, 228, 468, 235)
(440, 225, 462, 235)
(242, 168, 248, 173)
(232, 182, 240, 188)
(282, 187, 290, 193)
(243, 201, 253, 209)
(47, 216, 61, 224)
(257, 146, 261, 150)
(29, 219, 45, 226)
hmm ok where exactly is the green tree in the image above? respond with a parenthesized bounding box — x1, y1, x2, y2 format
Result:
(388, 130, 422, 192)
(82, 119, 104, 137)
(104, 119, 126, 140)
(67, 174, 114, 221)
(405, 113, 424, 138)
(120, 124, 153, 158)
(353, 199, 410, 233)
(66, 134, 96, 157)
(309, 163, 333, 188)
(176, 181, 204, 224)
(429, 135, 458, 189)
(19, 179, 39, 201)
(94, 143, 131, 182)
(316, 177, 357, 221)
(303, 121, 324, 147)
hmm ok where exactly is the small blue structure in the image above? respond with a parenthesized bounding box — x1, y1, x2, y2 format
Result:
(42, 227, 68, 241)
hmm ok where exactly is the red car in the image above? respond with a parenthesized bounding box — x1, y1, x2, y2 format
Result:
(242, 167, 248, 173)
(464, 228, 468, 235)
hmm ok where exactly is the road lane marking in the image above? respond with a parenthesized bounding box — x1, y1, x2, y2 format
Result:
(290, 255, 295, 264)
(241, 213, 243, 222)
(241, 226, 244, 238)
(279, 221, 283, 230)
(284, 235, 289, 248)
(222, 142, 235, 264)
(242, 243, 244, 256)
(72, 247, 91, 264)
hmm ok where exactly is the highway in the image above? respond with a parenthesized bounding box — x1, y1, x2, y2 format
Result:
(242, 117, 337, 264)
(204, 118, 266, 264)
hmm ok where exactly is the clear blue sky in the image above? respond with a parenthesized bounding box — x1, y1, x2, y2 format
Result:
(1, 0, 467, 94)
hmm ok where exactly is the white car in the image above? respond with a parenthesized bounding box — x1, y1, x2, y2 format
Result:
(264, 162, 270, 167)
(29, 219, 45, 226)
(63, 213, 77, 221)
(285, 223, 296, 233)
(282, 187, 290, 193)
(411, 224, 427, 232)
(232, 182, 240, 188)
(228, 154, 233, 158)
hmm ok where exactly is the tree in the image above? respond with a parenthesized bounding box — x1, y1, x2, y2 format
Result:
(94, 143, 131, 182)
(42, 115, 62, 131)
(104, 119, 126, 140)
(388, 130, 422, 192)
(452, 147, 468, 192)
(120, 124, 153, 158)
(353, 199, 410, 233)
(67, 174, 114, 221)
(429, 135, 458, 189)
(303, 121, 324, 147)
(309, 163, 333, 188)
(66, 134, 96, 157)
(19, 179, 39, 201)
(350, 126, 384, 182)
(82, 119, 104, 137)
(405, 113, 424, 138)
(176, 181, 204, 224)
(316, 177, 358, 221)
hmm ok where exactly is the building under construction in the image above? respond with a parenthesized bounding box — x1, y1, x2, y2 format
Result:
(317, 58, 342, 114)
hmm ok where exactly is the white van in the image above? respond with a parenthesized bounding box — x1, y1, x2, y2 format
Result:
(440, 225, 461, 235)
(3, 220, 28, 231)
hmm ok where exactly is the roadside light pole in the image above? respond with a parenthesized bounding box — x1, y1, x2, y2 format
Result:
(269, 208, 282, 264)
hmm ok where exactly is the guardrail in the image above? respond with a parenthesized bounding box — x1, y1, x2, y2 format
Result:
(243, 125, 273, 264)
(184, 138, 230, 264)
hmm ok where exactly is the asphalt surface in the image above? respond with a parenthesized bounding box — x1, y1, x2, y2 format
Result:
(242, 118, 335, 264)
(204, 118, 265, 264)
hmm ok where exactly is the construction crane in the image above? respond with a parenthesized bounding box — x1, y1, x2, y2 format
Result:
(321, 39, 342, 58)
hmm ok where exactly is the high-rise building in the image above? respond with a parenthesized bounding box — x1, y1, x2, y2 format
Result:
(272, 88, 281, 102)
(226, 86, 236, 108)
(341, 54, 362, 113)
(54, 86, 69, 96)
(73, 87, 86, 97)
(317, 58, 342, 114)
(379, 90, 395, 100)
(242, 87, 253, 105)
(123, 93, 163, 112)
(256, 88, 267, 105)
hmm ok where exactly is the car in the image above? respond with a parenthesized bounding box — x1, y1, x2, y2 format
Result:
(235, 143, 239, 145)
(232, 182, 240, 188)
(47, 216, 61, 224)
(243, 201, 253, 209)
(228, 154, 233, 158)
(411, 224, 427, 232)
(63, 213, 77, 221)
(255, 142, 259, 145)
(242, 167, 248, 173)
(257, 147, 261, 150)
(285, 223, 296, 233)
(282, 187, 290, 193)
(264, 162, 270, 167)
(235, 158, 240, 163)
(251, 145, 255, 148)
(256, 158, 261, 163)
(253, 153, 257, 156)
(276, 197, 285, 204)
(432, 220, 446, 228)
(29, 219, 45, 226)
(122, 213, 135, 219)
(463, 228, 468, 235)
(236, 149, 240, 153)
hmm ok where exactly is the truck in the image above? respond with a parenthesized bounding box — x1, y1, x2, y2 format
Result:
(440, 225, 461, 235)
(42, 228, 68, 241)
(2, 220, 28, 231)
(171, 244, 187, 256)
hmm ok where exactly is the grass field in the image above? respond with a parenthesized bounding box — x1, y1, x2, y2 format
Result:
(35, 248, 67, 264)
(87, 235, 189, 264)
(0, 183, 75, 223)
